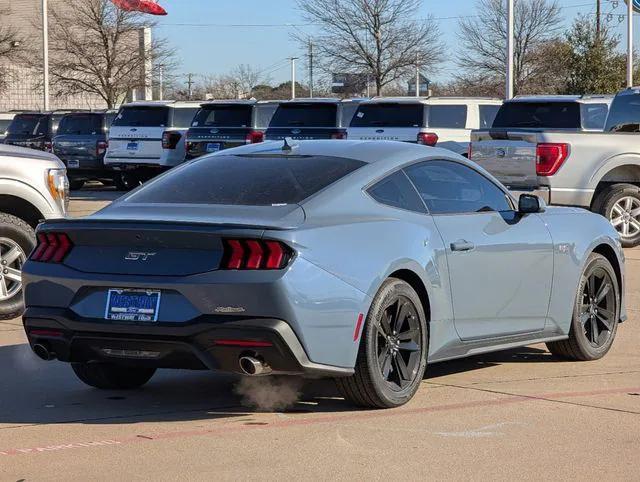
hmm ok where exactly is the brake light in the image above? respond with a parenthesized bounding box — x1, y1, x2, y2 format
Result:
(43, 141, 53, 152)
(536, 143, 569, 176)
(331, 130, 347, 140)
(467, 143, 472, 159)
(245, 130, 264, 144)
(96, 140, 108, 156)
(221, 239, 292, 270)
(30, 232, 73, 263)
(417, 132, 438, 146)
(162, 131, 182, 149)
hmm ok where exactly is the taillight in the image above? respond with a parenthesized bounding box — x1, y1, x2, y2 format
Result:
(43, 141, 53, 152)
(467, 143, 472, 159)
(245, 130, 264, 144)
(331, 130, 347, 140)
(221, 239, 292, 270)
(417, 132, 438, 146)
(30, 232, 73, 263)
(536, 143, 569, 176)
(162, 131, 182, 149)
(96, 140, 108, 156)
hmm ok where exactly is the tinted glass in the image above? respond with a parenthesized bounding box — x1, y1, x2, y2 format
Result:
(112, 106, 169, 127)
(255, 104, 278, 128)
(57, 113, 103, 135)
(340, 102, 361, 127)
(105, 113, 117, 128)
(172, 107, 199, 128)
(428, 105, 467, 128)
(580, 103, 609, 130)
(0, 120, 11, 133)
(192, 105, 252, 127)
(350, 104, 424, 127)
(479, 105, 501, 128)
(269, 104, 337, 127)
(368, 171, 426, 213)
(492, 102, 581, 129)
(129, 155, 365, 206)
(605, 93, 640, 132)
(405, 160, 511, 214)
(7, 114, 48, 136)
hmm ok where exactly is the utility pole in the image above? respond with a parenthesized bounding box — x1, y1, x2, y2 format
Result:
(186, 73, 194, 100)
(42, 0, 50, 110)
(308, 41, 314, 98)
(628, 0, 634, 88)
(415, 53, 420, 97)
(290, 57, 298, 99)
(506, 0, 514, 99)
(158, 64, 164, 101)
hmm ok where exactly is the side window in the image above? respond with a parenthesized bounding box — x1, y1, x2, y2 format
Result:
(479, 105, 501, 128)
(172, 108, 199, 128)
(428, 105, 467, 129)
(367, 171, 426, 213)
(404, 160, 511, 214)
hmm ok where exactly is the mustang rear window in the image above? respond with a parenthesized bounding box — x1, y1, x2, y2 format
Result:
(128, 155, 365, 206)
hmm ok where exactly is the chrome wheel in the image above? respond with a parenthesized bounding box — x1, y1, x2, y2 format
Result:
(0, 237, 25, 301)
(609, 196, 640, 239)
(580, 266, 615, 348)
(375, 296, 423, 391)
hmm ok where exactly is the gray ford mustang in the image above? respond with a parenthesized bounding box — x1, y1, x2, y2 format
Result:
(22, 140, 626, 408)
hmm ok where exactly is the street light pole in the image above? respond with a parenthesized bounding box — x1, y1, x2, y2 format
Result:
(290, 57, 298, 99)
(628, 0, 634, 88)
(42, 0, 50, 110)
(415, 53, 420, 97)
(506, 0, 514, 99)
(158, 64, 164, 101)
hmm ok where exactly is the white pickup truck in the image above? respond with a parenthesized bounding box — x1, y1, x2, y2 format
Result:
(467, 93, 640, 246)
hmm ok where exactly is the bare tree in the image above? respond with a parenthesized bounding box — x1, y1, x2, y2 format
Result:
(197, 65, 271, 100)
(0, 23, 25, 92)
(297, 0, 443, 95)
(457, 0, 562, 96)
(28, 0, 176, 108)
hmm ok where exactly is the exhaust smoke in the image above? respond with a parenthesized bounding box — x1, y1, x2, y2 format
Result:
(234, 376, 304, 411)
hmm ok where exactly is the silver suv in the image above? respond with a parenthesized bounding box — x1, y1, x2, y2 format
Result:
(0, 144, 68, 318)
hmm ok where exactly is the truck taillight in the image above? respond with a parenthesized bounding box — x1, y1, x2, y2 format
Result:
(221, 239, 292, 270)
(30, 232, 73, 263)
(536, 143, 569, 176)
(96, 140, 108, 156)
(162, 131, 182, 149)
(417, 132, 438, 146)
(245, 130, 264, 144)
(331, 130, 347, 140)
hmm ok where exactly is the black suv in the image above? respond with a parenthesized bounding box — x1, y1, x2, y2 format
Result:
(4, 111, 79, 152)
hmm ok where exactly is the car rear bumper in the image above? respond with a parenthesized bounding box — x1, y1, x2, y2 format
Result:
(23, 307, 354, 378)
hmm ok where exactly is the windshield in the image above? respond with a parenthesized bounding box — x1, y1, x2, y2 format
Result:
(57, 113, 103, 135)
(269, 104, 337, 128)
(6, 114, 49, 136)
(350, 104, 424, 128)
(492, 102, 581, 129)
(192, 105, 253, 127)
(112, 106, 170, 127)
(128, 154, 365, 206)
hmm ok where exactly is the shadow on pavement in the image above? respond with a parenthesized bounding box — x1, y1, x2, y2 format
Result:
(0, 342, 555, 426)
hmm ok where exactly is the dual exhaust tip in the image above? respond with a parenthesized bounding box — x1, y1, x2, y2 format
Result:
(33, 343, 55, 361)
(239, 356, 272, 376)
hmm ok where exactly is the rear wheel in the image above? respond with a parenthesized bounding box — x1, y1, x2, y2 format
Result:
(0, 213, 34, 320)
(69, 179, 85, 191)
(114, 172, 141, 191)
(336, 278, 428, 408)
(71, 362, 156, 389)
(593, 183, 640, 247)
(546, 253, 619, 361)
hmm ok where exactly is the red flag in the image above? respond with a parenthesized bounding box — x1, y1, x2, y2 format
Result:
(110, 0, 167, 15)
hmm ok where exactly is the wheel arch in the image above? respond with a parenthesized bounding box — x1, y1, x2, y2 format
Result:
(0, 195, 45, 228)
(388, 268, 431, 322)
(591, 164, 640, 208)
(592, 243, 623, 297)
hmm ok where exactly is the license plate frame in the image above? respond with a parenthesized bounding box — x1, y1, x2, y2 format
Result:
(104, 289, 161, 322)
(206, 142, 221, 153)
(67, 159, 80, 169)
(126, 142, 139, 151)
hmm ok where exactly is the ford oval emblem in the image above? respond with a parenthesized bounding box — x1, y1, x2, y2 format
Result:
(210, 128, 219, 134)
(376, 129, 385, 134)
(130, 128, 137, 132)
(291, 129, 301, 135)
(496, 148, 506, 158)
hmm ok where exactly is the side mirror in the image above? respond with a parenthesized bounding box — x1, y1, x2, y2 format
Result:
(518, 194, 544, 214)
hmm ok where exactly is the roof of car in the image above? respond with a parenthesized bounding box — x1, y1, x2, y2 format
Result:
(274, 98, 343, 105)
(122, 101, 203, 108)
(363, 96, 502, 105)
(199, 99, 257, 107)
(509, 95, 613, 104)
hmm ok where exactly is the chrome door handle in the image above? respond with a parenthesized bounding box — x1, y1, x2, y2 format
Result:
(450, 240, 475, 252)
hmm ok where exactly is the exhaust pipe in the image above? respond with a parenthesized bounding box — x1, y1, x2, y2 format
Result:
(239, 356, 272, 376)
(33, 343, 54, 361)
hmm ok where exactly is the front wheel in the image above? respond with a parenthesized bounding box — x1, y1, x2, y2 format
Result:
(546, 253, 620, 361)
(336, 278, 428, 408)
(71, 362, 156, 389)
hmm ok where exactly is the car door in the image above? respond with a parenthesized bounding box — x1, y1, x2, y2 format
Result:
(404, 160, 553, 340)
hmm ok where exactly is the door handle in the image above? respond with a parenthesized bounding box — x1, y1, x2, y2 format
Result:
(450, 240, 475, 252)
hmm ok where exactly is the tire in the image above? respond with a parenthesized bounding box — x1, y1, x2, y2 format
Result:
(546, 253, 620, 361)
(69, 179, 85, 191)
(0, 213, 35, 320)
(71, 362, 156, 389)
(336, 278, 428, 408)
(593, 183, 640, 248)
(114, 172, 141, 191)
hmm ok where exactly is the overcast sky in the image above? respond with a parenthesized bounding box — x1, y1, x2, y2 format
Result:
(154, 0, 637, 86)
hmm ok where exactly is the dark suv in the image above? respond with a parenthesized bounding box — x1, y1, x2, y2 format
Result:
(4, 111, 77, 152)
(53, 111, 118, 190)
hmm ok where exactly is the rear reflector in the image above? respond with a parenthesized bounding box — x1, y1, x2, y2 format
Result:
(221, 239, 292, 270)
(536, 143, 569, 176)
(213, 339, 273, 348)
(30, 232, 73, 263)
(29, 329, 64, 337)
(162, 131, 182, 149)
